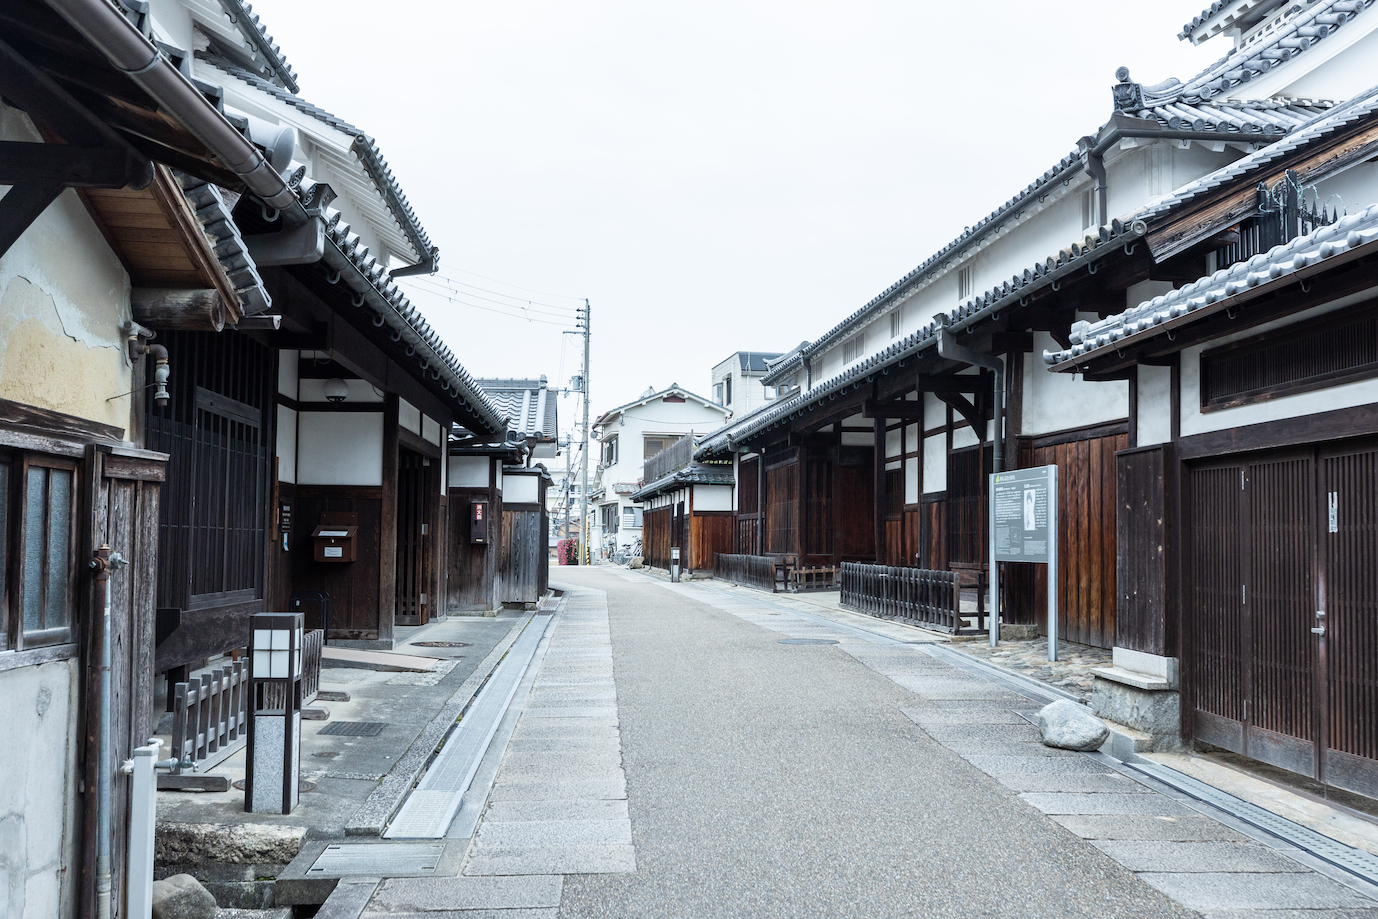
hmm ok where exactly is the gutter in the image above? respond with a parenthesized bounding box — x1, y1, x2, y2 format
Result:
(43, 0, 308, 226)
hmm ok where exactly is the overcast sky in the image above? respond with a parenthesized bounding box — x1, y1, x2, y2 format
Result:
(258, 1, 1221, 431)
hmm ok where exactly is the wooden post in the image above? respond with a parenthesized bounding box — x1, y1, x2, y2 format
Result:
(379, 394, 399, 645)
(874, 417, 886, 564)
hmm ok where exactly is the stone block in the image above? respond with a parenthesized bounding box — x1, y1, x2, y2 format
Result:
(1037, 699, 1109, 751)
(1091, 675, 1181, 743)
(152, 874, 217, 919)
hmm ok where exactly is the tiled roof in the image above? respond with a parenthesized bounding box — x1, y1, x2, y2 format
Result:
(1138, 81, 1378, 225)
(1118, 97, 1332, 135)
(594, 384, 727, 426)
(199, 54, 436, 270)
(696, 217, 1148, 458)
(631, 463, 736, 502)
(1044, 203, 1378, 369)
(476, 377, 558, 440)
(309, 181, 506, 436)
(736, 351, 783, 373)
(1159, 0, 1375, 103)
(176, 172, 271, 315)
(213, 0, 298, 92)
(759, 341, 809, 387)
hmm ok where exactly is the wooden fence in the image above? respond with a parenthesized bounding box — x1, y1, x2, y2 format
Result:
(713, 553, 786, 593)
(840, 563, 973, 634)
(170, 629, 323, 774)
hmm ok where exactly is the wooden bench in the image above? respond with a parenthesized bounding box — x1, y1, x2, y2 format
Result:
(790, 564, 839, 591)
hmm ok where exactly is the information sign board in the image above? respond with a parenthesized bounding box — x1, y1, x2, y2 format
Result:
(992, 467, 1054, 563)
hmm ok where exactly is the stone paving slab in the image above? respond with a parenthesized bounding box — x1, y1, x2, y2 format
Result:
(465, 845, 637, 876)
(362, 911, 557, 919)
(483, 800, 629, 823)
(1139, 871, 1377, 911)
(918, 723, 1042, 743)
(1092, 840, 1310, 873)
(1052, 815, 1253, 842)
(368, 875, 561, 912)
(995, 774, 1156, 794)
(484, 778, 627, 803)
(506, 736, 622, 754)
(499, 751, 623, 769)
(522, 707, 619, 720)
(962, 754, 1109, 774)
(475, 818, 633, 848)
(901, 707, 1029, 725)
(489, 765, 626, 786)
(1020, 793, 1198, 816)
(1200, 910, 1378, 919)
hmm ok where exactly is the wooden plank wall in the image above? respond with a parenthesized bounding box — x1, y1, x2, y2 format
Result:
(765, 460, 798, 556)
(448, 487, 500, 612)
(804, 459, 833, 559)
(690, 511, 734, 569)
(1028, 432, 1127, 649)
(288, 487, 384, 638)
(1116, 445, 1174, 657)
(81, 448, 163, 917)
(834, 462, 875, 561)
(499, 509, 542, 605)
(643, 505, 672, 570)
(921, 496, 947, 571)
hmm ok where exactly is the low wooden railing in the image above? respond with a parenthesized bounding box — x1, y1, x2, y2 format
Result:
(169, 629, 323, 775)
(840, 563, 973, 634)
(713, 553, 788, 593)
(170, 660, 248, 775)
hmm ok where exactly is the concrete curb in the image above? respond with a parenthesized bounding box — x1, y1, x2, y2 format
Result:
(344, 613, 534, 837)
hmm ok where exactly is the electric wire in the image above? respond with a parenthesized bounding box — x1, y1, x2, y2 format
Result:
(401, 283, 576, 327)
(431, 266, 587, 303)
(407, 275, 581, 316)
(422, 274, 582, 312)
(400, 276, 579, 321)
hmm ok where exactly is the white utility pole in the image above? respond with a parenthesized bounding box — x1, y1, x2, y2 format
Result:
(577, 300, 591, 565)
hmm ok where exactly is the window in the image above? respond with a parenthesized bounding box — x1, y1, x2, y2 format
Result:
(601, 504, 619, 533)
(602, 435, 619, 467)
(1, 455, 78, 651)
(622, 506, 642, 529)
(957, 265, 973, 302)
(890, 308, 903, 339)
(842, 332, 866, 364)
(714, 382, 724, 404)
(724, 376, 733, 406)
(764, 385, 776, 400)
(644, 436, 672, 460)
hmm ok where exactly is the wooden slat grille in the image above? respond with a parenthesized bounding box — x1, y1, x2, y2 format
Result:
(1188, 464, 1246, 723)
(1325, 447, 1378, 762)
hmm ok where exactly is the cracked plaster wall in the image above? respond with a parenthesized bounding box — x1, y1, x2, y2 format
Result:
(0, 660, 81, 919)
(0, 103, 133, 435)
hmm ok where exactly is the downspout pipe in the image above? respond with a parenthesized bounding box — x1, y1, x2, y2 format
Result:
(89, 545, 127, 919)
(42, 0, 308, 227)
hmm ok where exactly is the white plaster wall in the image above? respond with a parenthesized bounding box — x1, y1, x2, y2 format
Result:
(0, 106, 132, 434)
(952, 426, 980, 450)
(1315, 162, 1378, 217)
(399, 398, 421, 435)
(1179, 293, 1378, 437)
(0, 660, 80, 919)
(840, 432, 872, 446)
(1137, 365, 1173, 447)
(1023, 331, 1128, 436)
(298, 378, 383, 404)
(924, 433, 947, 493)
(278, 350, 298, 399)
(296, 412, 383, 486)
(423, 415, 442, 445)
(905, 423, 919, 448)
(504, 473, 540, 504)
(695, 484, 733, 511)
(905, 456, 918, 503)
(1255, 14, 1378, 102)
(276, 406, 298, 484)
(885, 428, 902, 459)
(449, 455, 489, 488)
(1125, 280, 1176, 312)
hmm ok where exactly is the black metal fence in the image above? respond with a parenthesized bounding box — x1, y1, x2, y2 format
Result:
(840, 563, 970, 634)
(713, 553, 787, 593)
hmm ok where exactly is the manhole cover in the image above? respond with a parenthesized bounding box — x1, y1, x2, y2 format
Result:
(778, 638, 839, 645)
(411, 641, 470, 648)
(318, 721, 387, 737)
(232, 779, 316, 792)
(312, 751, 340, 758)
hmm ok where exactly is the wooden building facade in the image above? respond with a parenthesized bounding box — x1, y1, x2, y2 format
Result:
(633, 434, 736, 572)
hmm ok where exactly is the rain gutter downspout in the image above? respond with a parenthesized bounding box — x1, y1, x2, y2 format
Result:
(42, 0, 308, 227)
(89, 544, 126, 919)
(936, 322, 1003, 648)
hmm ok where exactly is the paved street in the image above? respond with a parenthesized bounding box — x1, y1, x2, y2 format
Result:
(355, 567, 1378, 919)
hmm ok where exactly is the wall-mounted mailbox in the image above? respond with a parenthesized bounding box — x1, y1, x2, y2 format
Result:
(470, 500, 490, 545)
(313, 512, 358, 563)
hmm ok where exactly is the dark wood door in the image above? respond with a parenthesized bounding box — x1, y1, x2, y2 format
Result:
(395, 451, 426, 626)
(1186, 447, 1329, 782)
(1319, 440, 1378, 797)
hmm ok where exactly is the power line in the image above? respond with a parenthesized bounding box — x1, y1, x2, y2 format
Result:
(402, 283, 576, 326)
(423, 274, 582, 313)
(430, 266, 587, 303)
(400, 277, 578, 320)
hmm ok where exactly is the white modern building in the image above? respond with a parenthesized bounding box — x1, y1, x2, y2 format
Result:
(590, 385, 730, 556)
(711, 351, 784, 419)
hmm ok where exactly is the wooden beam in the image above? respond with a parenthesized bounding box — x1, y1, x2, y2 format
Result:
(0, 182, 62, 258)
(862, 400, 924, 420)
(935, 391, 986, 442)
(148, 165, 244, 324)
(132, 288, 227, 332)
(916, 373, 989, 396)
(0, 141, 145, 187)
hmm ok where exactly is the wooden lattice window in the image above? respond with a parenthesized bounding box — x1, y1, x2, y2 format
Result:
(0, 453, 79, 651)
(1200, 301, 1378, 411)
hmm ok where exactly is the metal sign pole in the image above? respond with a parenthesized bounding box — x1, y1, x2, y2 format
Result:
(989, 470, 999, 648)
(1048, 465, 1059, 663)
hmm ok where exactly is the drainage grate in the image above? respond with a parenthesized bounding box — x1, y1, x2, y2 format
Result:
(1126, 759, 1378, 885)
(318, 721, 387, 737)
(308, 842, 443, 876)
(778, 638, 839, 645)
(411, 641, 470, 648)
